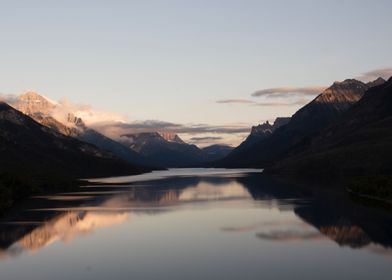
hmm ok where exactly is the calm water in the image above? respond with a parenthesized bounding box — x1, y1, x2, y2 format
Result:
(0, 168, 391, 280)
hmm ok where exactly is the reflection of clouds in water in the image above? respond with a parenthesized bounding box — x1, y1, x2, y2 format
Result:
(84, 179, 252, 209)
(2, 169, 392, 265)
(221, 218, 392, 257)
(222, 220, 325, 241)
(256, 230, 324, 241)
(89, 168, 262, 184)
(179, 181, 251, 201)
(0, 176, 255, 260)
(221, 220, 311, 233)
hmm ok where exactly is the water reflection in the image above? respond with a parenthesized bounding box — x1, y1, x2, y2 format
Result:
(241, 174, 392, 250)
(0, 169, 391, 261)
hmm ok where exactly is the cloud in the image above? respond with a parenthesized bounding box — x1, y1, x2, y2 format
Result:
(92, 120, 251, 147)
(216, 99, 255, 104)
(99, 120, 182, 130)
(2, 91, 251, 147)
(252, 86, 326, 98)
(178, 124, 250, 134)
(357, 67, 392, 82)
(55, 99, 127, 125)
(93, 121, 250, 135)
(187, 136, 226, 146)
(254, 98, 311, 107)
(1, 92, 127, 126)
(190, 136, 223, 141)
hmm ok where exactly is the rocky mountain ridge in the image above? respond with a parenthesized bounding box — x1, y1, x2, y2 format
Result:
(11, 92, 147, 166)
(218, 78, 383, 167)
(0, 101, 146, 178)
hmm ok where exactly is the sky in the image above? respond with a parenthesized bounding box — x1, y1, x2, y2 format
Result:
(0, 0, 391, 146)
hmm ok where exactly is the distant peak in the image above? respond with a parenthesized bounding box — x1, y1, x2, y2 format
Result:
(18, 91, 57, 105)
(374, 77, 386, 83)
(273, 117, 291, 128)
(311, 78, 370, 109)
(158, 132, 185, 143)
(320, 79, 368, 96)
(13, 91, 57, 117)
(367, 77, 386, 88)
(331, 79, 364, 87)
(250, 121, 273, 136)
(20, 91, 43, 99)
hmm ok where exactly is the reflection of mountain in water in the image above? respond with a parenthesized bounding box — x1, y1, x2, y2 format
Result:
(5, 211, 129, 258)
(0, 172, 392, 259)
(0, 175, 251, 258)
(238, 174, 392, 249)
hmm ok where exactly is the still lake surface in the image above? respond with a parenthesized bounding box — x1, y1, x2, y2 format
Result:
(0, 168, 391, 279)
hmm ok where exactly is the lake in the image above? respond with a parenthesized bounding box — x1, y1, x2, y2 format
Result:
(0, 168, 391, 280)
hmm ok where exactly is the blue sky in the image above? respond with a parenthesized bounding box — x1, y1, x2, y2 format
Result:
(0, 0, 391, 145)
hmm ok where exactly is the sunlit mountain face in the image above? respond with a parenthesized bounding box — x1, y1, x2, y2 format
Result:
(9, 91, 148, 166)
(0, 101, 145, 178)
(0, 169, 391, 263)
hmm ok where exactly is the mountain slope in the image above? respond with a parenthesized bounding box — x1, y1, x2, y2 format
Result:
(0, 102, 147, 178)
(12, 92, 146, 166)
(120, 132, 207, 167)
(219, 78, 382, 167)
(226, 117, 290, 159)
(201, 144, 233, 162)
(266, 77, 392, 177)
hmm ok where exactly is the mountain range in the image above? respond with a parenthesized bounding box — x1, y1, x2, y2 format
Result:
(226, 117, 290, 158)
(1, 75, 391, 187)
(217, 77, 386, 168)
(119, 132, 232, 167)
(265, 77, 392, 178)
(8, 91, 232, 168)
(0, 101, 146, 178)
(12, 92, 147, 167)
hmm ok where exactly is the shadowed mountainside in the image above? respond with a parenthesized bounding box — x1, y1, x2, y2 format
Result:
(12, 92, 148, 166)
(225, 117, 290, 159)
(120, 132, 209, 167)
(265, 77, 392, 179)
(218, 78, 385, 168)
(0, 101, 148, 178)
(201, 144, 233, 162)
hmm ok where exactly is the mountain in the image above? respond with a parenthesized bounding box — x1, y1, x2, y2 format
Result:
(201, 144, 233, 162)
(12, 92, 146, 166)
(120, 132, 207, 167)
(218, 78, 382, 167)
(228, 117, 290, 157)
(365, 77, 386, 88)
(265, 77, 392, 178)
(11, 92, 230, 168)
(0, 102, 147, 178)
(14, 91, 56, 115)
